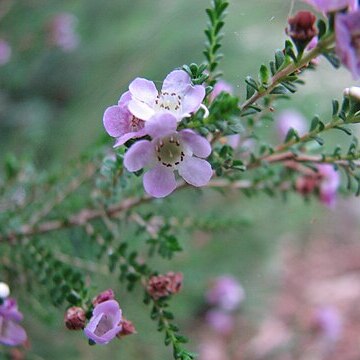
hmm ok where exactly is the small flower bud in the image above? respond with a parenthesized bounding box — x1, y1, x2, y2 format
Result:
(286, 11, 317, 53)
(64, 306, 86, 330)
(117, 318, 137, 337)
(295, 175, 318, 196)
(92, 288, 115, 307)
(147, 272, 183, 300)
(344, 86, 360, 101)
(0, 282, 10, 299)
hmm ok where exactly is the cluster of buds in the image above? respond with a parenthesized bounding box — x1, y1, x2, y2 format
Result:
(147, 272, 183, 300)
(64, 289, 136, 345)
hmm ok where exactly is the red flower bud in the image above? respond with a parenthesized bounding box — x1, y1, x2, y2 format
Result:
(147, 272, 183, 300)
(117, 318, 137, 337)
(92, 288, 115, 307)
(64, 306, 86, 330)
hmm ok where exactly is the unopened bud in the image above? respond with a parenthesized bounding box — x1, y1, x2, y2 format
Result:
(0, 282, 10, 299)
(117, 318, 137, 337)
(92, 288, 115, 307)
(286, 11, 317, 53)
(147, 272, 183, 300)
(344, 86, 360, 101)
(64, 306, 86, 330)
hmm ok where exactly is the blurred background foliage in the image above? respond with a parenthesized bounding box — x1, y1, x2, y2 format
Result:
(1, 0, 360, 359)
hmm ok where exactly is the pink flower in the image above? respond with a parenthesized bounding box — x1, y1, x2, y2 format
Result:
(317, 164, 340, 207)
(335, 10, 360, 80)
(0, 298, 27, 346)
(0, 39, 11, 66)
(124, 113, 212, 198)
(276, 110, 307, 141)
(147, 272, 183, 300)
(84, 300, 122, 345)
(303, 0, 358, 13)
(127, 70, 205, 122)
(103, 91, 147, 147)
(206, 275, 245, 311)
(48, 13, 79, 52)
(92, 289, 115, 307)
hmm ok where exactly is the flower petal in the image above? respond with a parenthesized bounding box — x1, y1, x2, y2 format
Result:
(145, 113, 177, 138)
(124, 140, 154, 172)
(128, 99, 155, 121)
(103, 105, 131, 137)
(162, 70, 191, 94)
(118, 91, 131, 107)
(0, 320, 27, 346)
(129, 77, 158, 104)
(178, 157, 212, 187)
(113, 128, 147, 148)
(180, 129, 211, 158)
(182, 85, 206, 114)
(143, 165, 176, 198)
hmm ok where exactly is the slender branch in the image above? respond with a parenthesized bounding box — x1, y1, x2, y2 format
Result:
(240, 34, 335, 111)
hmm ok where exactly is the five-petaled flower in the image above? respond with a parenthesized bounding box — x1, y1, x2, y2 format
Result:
(0, 298, 27, 346)
(84, 300, 122, 345)
(127, 70, 206, 122)
(335, 10, 360, 80)
(124, 113, 212, 198)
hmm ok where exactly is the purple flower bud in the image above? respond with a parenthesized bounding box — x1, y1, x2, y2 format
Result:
(276, 110, 307, 141)
(84, 300, 122, 345)
(313, 306, 342, 343)
(205, 310, 235, 335)
(48, 13, 80, 52)
(124, 113, 212, 198)
(317, 164, 340, 208)
(92, 289, 115, 307)
(206, 275, 245, 311)
(64, 306, 86, 330)
(0, 298, 27, 346)
(209, 80, 233, 103)
(0, 39, 11, 66)
(335, 10, 360, 80)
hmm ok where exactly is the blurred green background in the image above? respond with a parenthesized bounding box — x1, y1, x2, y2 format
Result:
(1, 0, 359, 359)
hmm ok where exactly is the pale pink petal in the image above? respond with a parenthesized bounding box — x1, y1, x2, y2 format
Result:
(143, 165, 176, 198)
(118, 91, 131, 107)
(180, 129, 211, 158)
(128, 99, 155, 121)
(113, 128, 147, 148)
(162, 70, 191, 94)
(124, 140, 154, 172)
(129, 78, 158, 104)
(178, 157, 212, 187)
(145, 113, 177, 138)
(103, 105, 131, 137)
(182, 85, 206, 114)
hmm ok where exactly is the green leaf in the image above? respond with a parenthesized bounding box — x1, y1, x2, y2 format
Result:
(275, 50, 285, 70)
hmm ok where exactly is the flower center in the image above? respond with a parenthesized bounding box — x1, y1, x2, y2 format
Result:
(130, 116, 144, 132)
(351, 31, 360, 57)
(155, 135, 185, 167)
(154, 91, 182, 113)
(94, 314, 113, 336)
